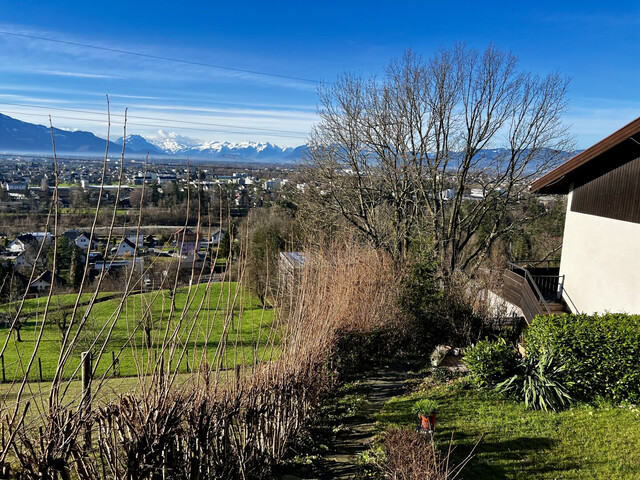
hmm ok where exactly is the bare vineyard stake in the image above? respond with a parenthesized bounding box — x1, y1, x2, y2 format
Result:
(112, 351, 118, 377)
(81, 351, 92, 448)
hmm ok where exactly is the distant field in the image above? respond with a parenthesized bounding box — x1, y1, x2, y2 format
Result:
(0, 283, 278, 384)
(0, 292, 115, 316)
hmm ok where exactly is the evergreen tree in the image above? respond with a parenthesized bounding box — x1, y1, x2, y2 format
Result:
(69, 246, 84, 290)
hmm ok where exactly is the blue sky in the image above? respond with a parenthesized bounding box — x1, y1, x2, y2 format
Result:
(0, 1, 639, 148)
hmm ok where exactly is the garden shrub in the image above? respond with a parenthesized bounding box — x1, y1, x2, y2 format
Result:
(525, 313, 640, 402)
(463, 337, 517, 388)
(381, 429, 453, 480)
(496, 350, 573, 412)
(332, 328, 397, 378)
(431, 366, 466, 384)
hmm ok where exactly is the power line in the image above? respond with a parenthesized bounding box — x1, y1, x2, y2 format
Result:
(0, 31, 332, 85)
(0, 101, 310, 135)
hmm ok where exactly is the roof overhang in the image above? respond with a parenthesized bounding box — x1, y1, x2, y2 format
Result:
(531, 116, 640, 194)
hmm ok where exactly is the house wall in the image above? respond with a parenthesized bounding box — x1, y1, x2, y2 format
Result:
(8, 241, 25, 253)
(560, 190, 640, 314)
(114, 243, 136, 256)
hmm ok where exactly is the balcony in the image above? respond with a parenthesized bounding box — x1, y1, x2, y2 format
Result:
(502, 261, 568, 323)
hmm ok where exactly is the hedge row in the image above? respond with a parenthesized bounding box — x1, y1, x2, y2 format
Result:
(525, 313, 640, 402)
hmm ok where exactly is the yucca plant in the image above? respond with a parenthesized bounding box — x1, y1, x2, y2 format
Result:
(496, 351, 572, 412)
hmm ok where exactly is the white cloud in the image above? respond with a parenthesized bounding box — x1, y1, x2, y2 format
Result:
(150, 130, 200, 145)
(29, 69, 122, 79)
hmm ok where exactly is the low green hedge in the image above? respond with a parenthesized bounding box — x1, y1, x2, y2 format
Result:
(463, 337, 517, 388)
(525, 313, 640, 402)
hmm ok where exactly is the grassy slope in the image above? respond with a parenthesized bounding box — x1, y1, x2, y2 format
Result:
(378, 380, 640, 479)
(0, 283, 277, 383)
(0, 292, 115, 315)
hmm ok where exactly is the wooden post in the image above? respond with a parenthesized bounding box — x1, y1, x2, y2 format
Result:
(112, 351, 118, 377)
(38, 357, 43, 382)
(81, 351, 92, 448)
(1, 354, 5, 383)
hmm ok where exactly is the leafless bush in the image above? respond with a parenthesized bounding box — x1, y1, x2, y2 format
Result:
(382, 429, 475, 480)
(95, 383, 189, 480)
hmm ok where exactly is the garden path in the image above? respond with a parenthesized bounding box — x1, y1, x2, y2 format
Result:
(279, 361, 423, 480)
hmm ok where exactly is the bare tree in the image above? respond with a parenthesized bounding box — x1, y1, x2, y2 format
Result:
(299, 45, 571, 276)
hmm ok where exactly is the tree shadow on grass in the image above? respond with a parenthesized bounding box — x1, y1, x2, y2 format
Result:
(441, 434, 583, 479)
(375, 396, 418, 427)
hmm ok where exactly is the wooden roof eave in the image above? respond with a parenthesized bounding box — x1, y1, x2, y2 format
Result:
(531, 116, 640, 194)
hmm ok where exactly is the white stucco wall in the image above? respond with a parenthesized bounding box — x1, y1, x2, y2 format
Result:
(560, 191, 640, 314)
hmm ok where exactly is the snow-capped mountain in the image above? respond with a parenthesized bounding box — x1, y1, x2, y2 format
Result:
(148, 130, 200, 154)
(0, 113, 306, 163)
(144, 131, 308, 162)
(146, 131, 300, 161)
(115, 135, 164, 155)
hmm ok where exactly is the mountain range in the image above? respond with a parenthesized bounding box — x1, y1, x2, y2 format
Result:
(0, 113, 306, 163)
(0, 113, 574, 168)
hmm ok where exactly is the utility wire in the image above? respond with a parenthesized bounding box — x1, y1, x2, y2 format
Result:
(0, 31, 332, 85)
(0, 101, 309, 135)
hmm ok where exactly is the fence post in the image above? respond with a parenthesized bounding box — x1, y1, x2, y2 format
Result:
(81, 351, 92, 448)
(38, 357, 43, 382)
(1, 354, 5, 383)
(112, 351, 118, 377)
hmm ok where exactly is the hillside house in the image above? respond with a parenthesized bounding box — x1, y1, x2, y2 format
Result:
(209, 228, 226, 245)
(29, 270, 67, 296)
(13, 251, 45, 269)
(173, 227, 201, 256)
(111, 238, 137, 257)
(8, 234, 39, 254)
(526, 116, 640, 315)
(62, 230, 98, 250)
(504, 117, 640, 320)
(124, 229, 144, 248)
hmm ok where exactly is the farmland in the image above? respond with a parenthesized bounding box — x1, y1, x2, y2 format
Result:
(0, 282, 278, 384)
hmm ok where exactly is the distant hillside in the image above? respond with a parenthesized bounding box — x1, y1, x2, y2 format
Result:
(0, 113, 124, 155)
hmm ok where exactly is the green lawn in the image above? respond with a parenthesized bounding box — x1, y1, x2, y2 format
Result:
(0, 292, 115, 316)
(378, 379, 640, 479)
(0, 283, 278, 384)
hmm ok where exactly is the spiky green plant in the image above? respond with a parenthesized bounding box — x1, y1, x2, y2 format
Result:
(496, 351, 572, 412)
